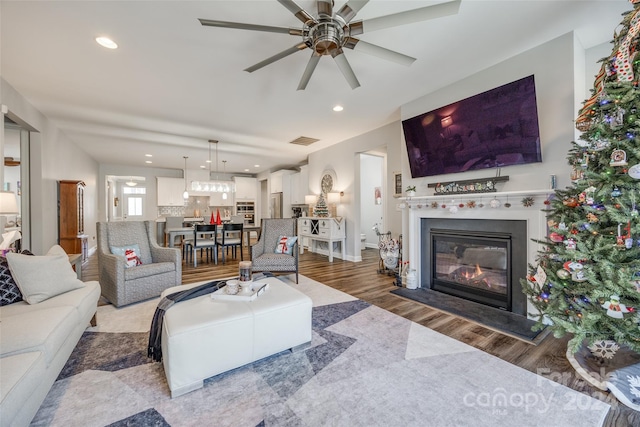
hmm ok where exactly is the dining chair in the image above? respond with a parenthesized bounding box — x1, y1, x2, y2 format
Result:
(185, 224, 218, 267)
(217, 223, 243, 264)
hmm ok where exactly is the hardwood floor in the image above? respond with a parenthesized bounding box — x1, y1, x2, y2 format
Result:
(82, 244, 637, 426)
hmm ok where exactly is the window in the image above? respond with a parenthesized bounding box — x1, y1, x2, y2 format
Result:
(127, 197, 143, 216)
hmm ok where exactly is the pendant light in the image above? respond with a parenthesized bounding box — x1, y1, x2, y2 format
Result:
(182, 156, 189, 199)
(125, 176, 137, 187)
(222, 160, 228, 200)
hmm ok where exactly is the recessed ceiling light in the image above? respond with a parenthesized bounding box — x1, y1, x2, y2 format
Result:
(333, 105, 344, 112)
(200, 165, 206, 169)
(244, 169, 250, 172)
(145, 160, 152, 164)
(206, 160, 212, 163)
(145, 154, 153, 157)
(96, 37, 118, 49)
(254, 164, 260, 168)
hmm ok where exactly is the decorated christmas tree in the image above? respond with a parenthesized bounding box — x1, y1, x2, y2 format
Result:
(524, 2, 640, 354)
(314, 193, 330, 217)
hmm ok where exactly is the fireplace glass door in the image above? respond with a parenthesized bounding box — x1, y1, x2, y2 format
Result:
(431, 231, 511, 310)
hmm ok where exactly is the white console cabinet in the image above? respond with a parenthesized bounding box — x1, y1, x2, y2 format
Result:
(298, 217, 345, 262)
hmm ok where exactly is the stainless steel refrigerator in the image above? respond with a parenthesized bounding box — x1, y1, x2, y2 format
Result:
(270, 192, 283, 218)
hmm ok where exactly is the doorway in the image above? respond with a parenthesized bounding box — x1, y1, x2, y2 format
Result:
(3, 116, 32, 250)
(106, 176, 146, 221)
(359, 150, 386, 251)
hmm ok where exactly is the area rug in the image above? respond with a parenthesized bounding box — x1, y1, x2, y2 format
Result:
(32, 275, 609, 426)
(391, 287, 546, 343)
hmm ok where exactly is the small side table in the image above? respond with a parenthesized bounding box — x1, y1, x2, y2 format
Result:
(68, 253, 82, 280)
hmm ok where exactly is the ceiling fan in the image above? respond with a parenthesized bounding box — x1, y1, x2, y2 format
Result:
(199, 0, 461, 90)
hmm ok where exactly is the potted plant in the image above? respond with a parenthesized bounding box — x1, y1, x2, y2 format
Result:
(405, 185, 416, 197)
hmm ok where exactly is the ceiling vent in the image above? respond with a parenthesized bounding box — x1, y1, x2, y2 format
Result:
(289, 136, 320, 146)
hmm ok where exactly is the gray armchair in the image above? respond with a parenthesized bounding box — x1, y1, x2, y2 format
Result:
(97, 220, 182, 307)
(251, 218, 298, 283)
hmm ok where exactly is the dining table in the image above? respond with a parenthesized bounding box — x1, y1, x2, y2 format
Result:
(165, 224, 261, 249)
(165, 226, 195, 248)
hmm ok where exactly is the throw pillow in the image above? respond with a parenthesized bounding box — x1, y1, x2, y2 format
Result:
(110, 244, 143, 268)
(0, 250, 35, 306)
(274, 236, 298, 255)
(6, 245, 84, 304)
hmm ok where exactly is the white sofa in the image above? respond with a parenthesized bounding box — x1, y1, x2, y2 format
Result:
(161, 277, 312, 397)
(0, 251, 101, 426)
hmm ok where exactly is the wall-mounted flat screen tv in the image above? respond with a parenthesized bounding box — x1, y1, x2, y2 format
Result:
(402, 75, 542, 178)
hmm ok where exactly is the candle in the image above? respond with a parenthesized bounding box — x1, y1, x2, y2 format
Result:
(239, 261, 252, 282)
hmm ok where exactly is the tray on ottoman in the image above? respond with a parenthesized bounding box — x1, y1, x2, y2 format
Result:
(210, 282, 269, 302)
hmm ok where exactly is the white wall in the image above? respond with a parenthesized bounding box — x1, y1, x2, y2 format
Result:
(1, 77, 99, 255)
(401, 32, 577, 193)
(308, 121, 403, 261)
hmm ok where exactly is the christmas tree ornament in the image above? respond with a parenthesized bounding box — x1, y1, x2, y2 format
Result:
(601, 295, 630, 319)
(628, 163, 640, 179)
(430, 201, 439, 209)
(563, 197, 579, 207)
(587, 212, 599, 223)
(466, 200, 476, 208)
(449, 204, 458, 214)
(571, 269, 588, 282)
(610, 149, 628, 166)
(489, 198, 501, 209)
(592, 139, 611, 151)
(550, 232, 564, 243)
(521, 196, 535, 207)
(564, 238, 577, 250)
(557, 269, 570, 280)
(611, 187, 622, 197)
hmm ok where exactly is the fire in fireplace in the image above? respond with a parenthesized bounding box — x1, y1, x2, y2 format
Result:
(421, 218, 528, 316)
(432, 230, 510, 310)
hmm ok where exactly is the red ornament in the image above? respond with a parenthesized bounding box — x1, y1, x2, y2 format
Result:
(458, 203, 464, 208)
(544, 199, 551, 205)
(571, 229, 579, 235)
(441, 204, 446, 209)
(549, 232, 564, 243)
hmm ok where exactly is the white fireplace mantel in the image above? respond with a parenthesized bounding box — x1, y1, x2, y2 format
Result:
(401, 189, 555, 319)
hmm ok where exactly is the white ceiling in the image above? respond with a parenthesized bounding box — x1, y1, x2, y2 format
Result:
(0, 0, 630, 175)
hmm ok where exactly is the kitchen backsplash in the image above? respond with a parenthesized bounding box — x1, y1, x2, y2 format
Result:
(158, 196, 232, 219)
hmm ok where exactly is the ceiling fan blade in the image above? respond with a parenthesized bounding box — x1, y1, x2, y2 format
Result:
(277, 0, 315, 25)
(336, 0, 369, 24)
(350, 0, 461, 35)
(344, 38, 415, 66)
(317, 0, 333, 19)
(199, 18, 296, 35)
(297, 53, 321, 90)
(331, 49, 360, 90)
(244, 43, 308, 73)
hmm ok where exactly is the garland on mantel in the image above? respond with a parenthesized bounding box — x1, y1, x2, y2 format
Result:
(399, 190, 554, 212)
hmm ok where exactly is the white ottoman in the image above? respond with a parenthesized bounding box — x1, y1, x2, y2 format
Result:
(160, 277, 312, 398)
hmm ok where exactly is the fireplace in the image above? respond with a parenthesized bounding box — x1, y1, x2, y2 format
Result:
(421, 218, 528, 316)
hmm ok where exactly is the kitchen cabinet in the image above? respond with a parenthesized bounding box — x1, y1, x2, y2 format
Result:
(290, 165, 309, 205)
(157, 177, 185, 206)
(234, 176, 257, 200)
(209, 191, 233, 207)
